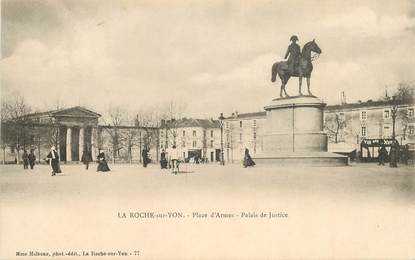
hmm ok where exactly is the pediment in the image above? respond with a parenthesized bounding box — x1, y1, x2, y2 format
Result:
(52, 106, 101, 118)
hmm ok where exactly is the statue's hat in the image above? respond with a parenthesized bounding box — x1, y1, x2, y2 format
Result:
(290, 35, 298, 41)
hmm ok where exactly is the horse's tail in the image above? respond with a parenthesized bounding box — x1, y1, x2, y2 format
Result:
(271, 62, 279, 82)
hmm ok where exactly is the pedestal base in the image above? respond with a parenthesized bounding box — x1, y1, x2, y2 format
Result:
(255, 96, 347, 166)
(253, 152, 348, 167)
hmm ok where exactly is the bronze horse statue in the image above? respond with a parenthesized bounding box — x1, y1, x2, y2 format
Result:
(271, 39, 322, 97)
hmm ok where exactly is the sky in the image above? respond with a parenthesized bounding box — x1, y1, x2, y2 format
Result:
(2, 0, 415, 118)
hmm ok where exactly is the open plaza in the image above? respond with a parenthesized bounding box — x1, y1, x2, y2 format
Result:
(1, 162, 414, 258)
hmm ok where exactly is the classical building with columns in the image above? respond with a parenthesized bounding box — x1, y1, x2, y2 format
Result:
(1, 106, 159, 164)
(24, 106, 101, 162)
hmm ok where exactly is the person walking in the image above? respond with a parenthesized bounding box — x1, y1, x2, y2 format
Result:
(389, 140, 399, 168)
(142, 148, 149, 168)
(160, 149, 168, 169)
(169, 145, 180, 174)
(97, 150, 111, 172)
(378, 144, 387, 166)
(81, 148, 92, 170)
(46, 146, 61, 176)
(243, 148, 256, 168)
(28, 149, 36, 170)
(22, 150, 29, 169)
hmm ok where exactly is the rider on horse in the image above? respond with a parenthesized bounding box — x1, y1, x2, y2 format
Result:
(284, 35, 301, 75)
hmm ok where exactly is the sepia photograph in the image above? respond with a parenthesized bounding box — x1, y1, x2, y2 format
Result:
(1, 0, 414, 259)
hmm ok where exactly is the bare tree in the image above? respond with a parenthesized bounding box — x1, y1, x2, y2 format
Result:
(159, 100, 186, 148)
(102, 106, 127, 163)
(324, 113, 346, 144)
(0, 93, 32, 164)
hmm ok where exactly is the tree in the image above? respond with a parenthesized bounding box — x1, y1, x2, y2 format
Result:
(0, 93, 32, 164)
(134, 107, 161, 163)
(159, 100, 186, 148)
(324, 113, 346, 143)
(102, 106, 126, 163)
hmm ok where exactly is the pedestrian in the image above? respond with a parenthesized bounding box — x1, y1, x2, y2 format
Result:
(81, 148, 92, 170)
(243, 148, 256, 168)
(22, 150, 29, 169)
(46, 146, 61, 176)
(28, 149, 36, 170)
(169, 145, 180, 174)
(160, 149, 168, 169)
(97, 149, 110, 172)
(142, 148, 149, 168)
(389, 140, 399, 168)
(378, 144, 387, 166)
(401, 144, 409, 165)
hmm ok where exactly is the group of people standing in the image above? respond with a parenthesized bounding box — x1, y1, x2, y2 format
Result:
(378, 140, 410, 168)
(22, 150, 36, 170)
(160, 145, 180, 174)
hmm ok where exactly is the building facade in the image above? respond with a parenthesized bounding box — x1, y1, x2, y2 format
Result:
(1, 106, 158, 164)
(159, 118, 221, 162)
(223, 112, 266, 163)
(324, 99, 415, 149)
(222, 99, 414, 162)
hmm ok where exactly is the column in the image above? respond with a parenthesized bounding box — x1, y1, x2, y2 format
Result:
(79, 127, 84, 161)
(91, 127, 97, 160)
(66, 127, 72, 162)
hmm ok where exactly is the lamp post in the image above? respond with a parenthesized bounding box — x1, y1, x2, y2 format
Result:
(391, 96, 398, 141)
(218, 113, 225, 166)
(390, 96, 398, 168)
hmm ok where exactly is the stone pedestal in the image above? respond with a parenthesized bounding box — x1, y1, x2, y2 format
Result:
(254, 96, 347, 166)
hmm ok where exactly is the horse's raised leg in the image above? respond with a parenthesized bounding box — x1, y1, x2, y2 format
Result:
(283, 82, 289, 97)
(299, 76, 303, 96)
(307, 77, 313, 96)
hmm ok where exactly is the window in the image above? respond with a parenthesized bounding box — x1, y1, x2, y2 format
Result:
(210, 130, 213, 137)
(239, 133, 243, 141)
(193, 130, 196, 137)
(192, 141, 196, 148)
(339, 112, 345, 120)
(240, 121, 242, 128)
(183, 130, 185, 137)
(253, 120, 257, 127)
(361, 126, 367, 137)
(383, 110, 390, 119)
(361, 111, 367, 120)
(409, 126, 415, 135)
(210, 140, 213, 148)
(225, 122, 229, 129)
(408, 108, 414, 118)
(253, 132, 257, 140)
(182, 141, 186, 148)
(383, 126, 390, 137)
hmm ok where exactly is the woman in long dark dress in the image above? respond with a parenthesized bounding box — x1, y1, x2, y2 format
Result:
(46, 146, 61, 176)
(243, 148, 256, 168)
(97, 150, 110, 172)
(160, 149, 168, 169)
(81, 149, 92, 170)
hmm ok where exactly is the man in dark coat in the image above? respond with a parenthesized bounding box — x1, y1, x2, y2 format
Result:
(389, 140, 399, 168)
(378, 144, 387, 166)
(160, 149, 168, 169)
(142, 148, 149, 168)
(46, 146, 61, 176)
(28, 149, 36, 170)
(285, 35, 301, 75)
(81, 149, 92, 170)
(22, 150, 29, 169)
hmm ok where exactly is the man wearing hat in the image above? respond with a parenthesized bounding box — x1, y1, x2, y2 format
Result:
(284, 35, 301, 75)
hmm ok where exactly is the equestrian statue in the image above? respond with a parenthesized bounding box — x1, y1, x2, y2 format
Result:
(271, 36, 322, 98)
